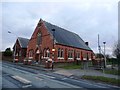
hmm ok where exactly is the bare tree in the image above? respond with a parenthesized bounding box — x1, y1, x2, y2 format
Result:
(113, 40, 120, 59)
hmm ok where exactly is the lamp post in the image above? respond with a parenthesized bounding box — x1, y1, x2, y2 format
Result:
(52, 29, 56, 56)
(52, 29, 55, 49)
(52, 29, 55, 70)
(8, 31, 17, 62)
(52, 29, 55, 59)
(103, 42, 106, 68)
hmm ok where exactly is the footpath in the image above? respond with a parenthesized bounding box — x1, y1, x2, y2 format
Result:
(26, 63, 119, 80)
(4, 61, 119, 80)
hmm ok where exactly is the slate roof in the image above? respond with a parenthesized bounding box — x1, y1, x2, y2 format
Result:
(17, 37, 29, 48)
(44, 21, 92, 51)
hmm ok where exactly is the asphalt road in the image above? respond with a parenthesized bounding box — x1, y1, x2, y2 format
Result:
(1, 61, 120, 89)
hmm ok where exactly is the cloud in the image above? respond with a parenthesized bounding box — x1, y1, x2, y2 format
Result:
(1, 0, 118, 56)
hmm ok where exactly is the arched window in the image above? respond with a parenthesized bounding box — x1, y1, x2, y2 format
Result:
(46, 49, 50, 57)
(37, 32, 42, 45)
(29, 49, 34, 58)
(58, 48, 60, 57)
(44, 48, 50, 58)
(68, 50, 73, 59)
(57, 48, 64, 58)
(43, 49, 46, 57)
(61, 49, 64, 57)
(76, 51, 80, 58)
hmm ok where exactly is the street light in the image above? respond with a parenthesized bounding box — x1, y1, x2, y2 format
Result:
(8, 31, 17, 62)
(51, 29, 55, 70)
(52, 29, 55, 49)
(52, 29, 56, 58)
(103, 42, 106, 68)
(8, 31, 17, 38)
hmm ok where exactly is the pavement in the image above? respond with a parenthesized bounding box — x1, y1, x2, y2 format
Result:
(24, 63, 120, 80)
(54, 68, 119, 79)
(6, 61, 120, 80)
(2, 61, 120, 88)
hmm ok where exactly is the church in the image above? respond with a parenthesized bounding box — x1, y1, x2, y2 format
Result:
(26, 19, 94, 64)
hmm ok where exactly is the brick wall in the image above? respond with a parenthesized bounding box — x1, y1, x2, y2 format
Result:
(13, 39, 27, 62)
(27, 20, 94, 63)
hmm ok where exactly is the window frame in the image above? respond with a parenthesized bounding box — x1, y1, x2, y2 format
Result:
(57, 48, 64, 59)
(37, 32, 42, 45)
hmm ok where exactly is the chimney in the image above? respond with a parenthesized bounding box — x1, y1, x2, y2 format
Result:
(85, 42, 89, 46)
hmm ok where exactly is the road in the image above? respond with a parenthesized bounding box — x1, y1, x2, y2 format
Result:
(1, 61, 120, 89)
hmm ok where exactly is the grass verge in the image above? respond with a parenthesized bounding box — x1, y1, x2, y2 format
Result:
(104, 69, 120, 75)
(81, 75, 120, 86)
(59, 64, 82, 69)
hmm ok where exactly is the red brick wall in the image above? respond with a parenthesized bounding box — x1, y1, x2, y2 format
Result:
(54, 44, 93, 62)
(27, 20, 94, 63)
(13, 40, 27, 62)
(27, 20, 54, 62)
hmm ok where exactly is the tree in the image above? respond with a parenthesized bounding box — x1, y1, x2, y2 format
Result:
(113, 40, 120, 59)
(4, 48, 13, 56)
(95, 53, 104, 59)
(113, 41, 120, 67)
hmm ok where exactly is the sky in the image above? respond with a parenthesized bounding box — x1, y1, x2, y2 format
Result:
(1, 0, 119, 56)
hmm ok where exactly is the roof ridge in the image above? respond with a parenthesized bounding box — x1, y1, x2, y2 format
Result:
(18, 37, 29, 40)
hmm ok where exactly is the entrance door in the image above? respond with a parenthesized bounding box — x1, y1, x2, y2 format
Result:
(35, 54, 39, 62)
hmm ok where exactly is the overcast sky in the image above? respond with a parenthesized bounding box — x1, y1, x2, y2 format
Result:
(1, 0, 119, 56)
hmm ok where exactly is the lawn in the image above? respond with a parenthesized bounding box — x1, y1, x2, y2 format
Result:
(59, 64, 82, 69)
(81, 75, 120, 86)
(104, 69, 120, 75)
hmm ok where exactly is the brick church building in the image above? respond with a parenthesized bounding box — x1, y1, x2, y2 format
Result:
(13, 37, 29, 62)
(26, 19, 94, 64)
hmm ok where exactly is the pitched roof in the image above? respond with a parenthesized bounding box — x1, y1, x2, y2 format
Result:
(44, 21, 92, 51)
(17, 37, 29, 48)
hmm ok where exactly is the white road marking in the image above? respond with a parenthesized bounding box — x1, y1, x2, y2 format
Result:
(38, 74, 55, 79)
(3, 65, 29, 74)
(11, 76, 31, 84)
(11, 67, 28, 74)
(35, 77, 43, 81)
(62, 78, 67, 80)
(22, 84, 32, 88)
(48, 77, 81, 88)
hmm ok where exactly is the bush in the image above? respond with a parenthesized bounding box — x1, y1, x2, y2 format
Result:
(3, 48, 13, 56)
(4, 51, 12, 56)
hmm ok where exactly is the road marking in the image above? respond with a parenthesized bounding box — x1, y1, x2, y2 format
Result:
(10, 67, 29, 74)
(47, 77, 81, 88)
(11, 76, 31, 84)
(38, 74, 55, 79)
(22, 84, 32, 88)
(3, 65, 28, 74)
(62, 78, 67, 80)
(35, 77, 43, 81)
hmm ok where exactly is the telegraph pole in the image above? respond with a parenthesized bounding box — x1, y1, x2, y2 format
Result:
(98, 34, 102, 68)
(103, 42, 106, 68)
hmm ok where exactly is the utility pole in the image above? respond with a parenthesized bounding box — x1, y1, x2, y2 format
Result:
(103, 42, 106, 68)
(98, 34, 101, 68)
